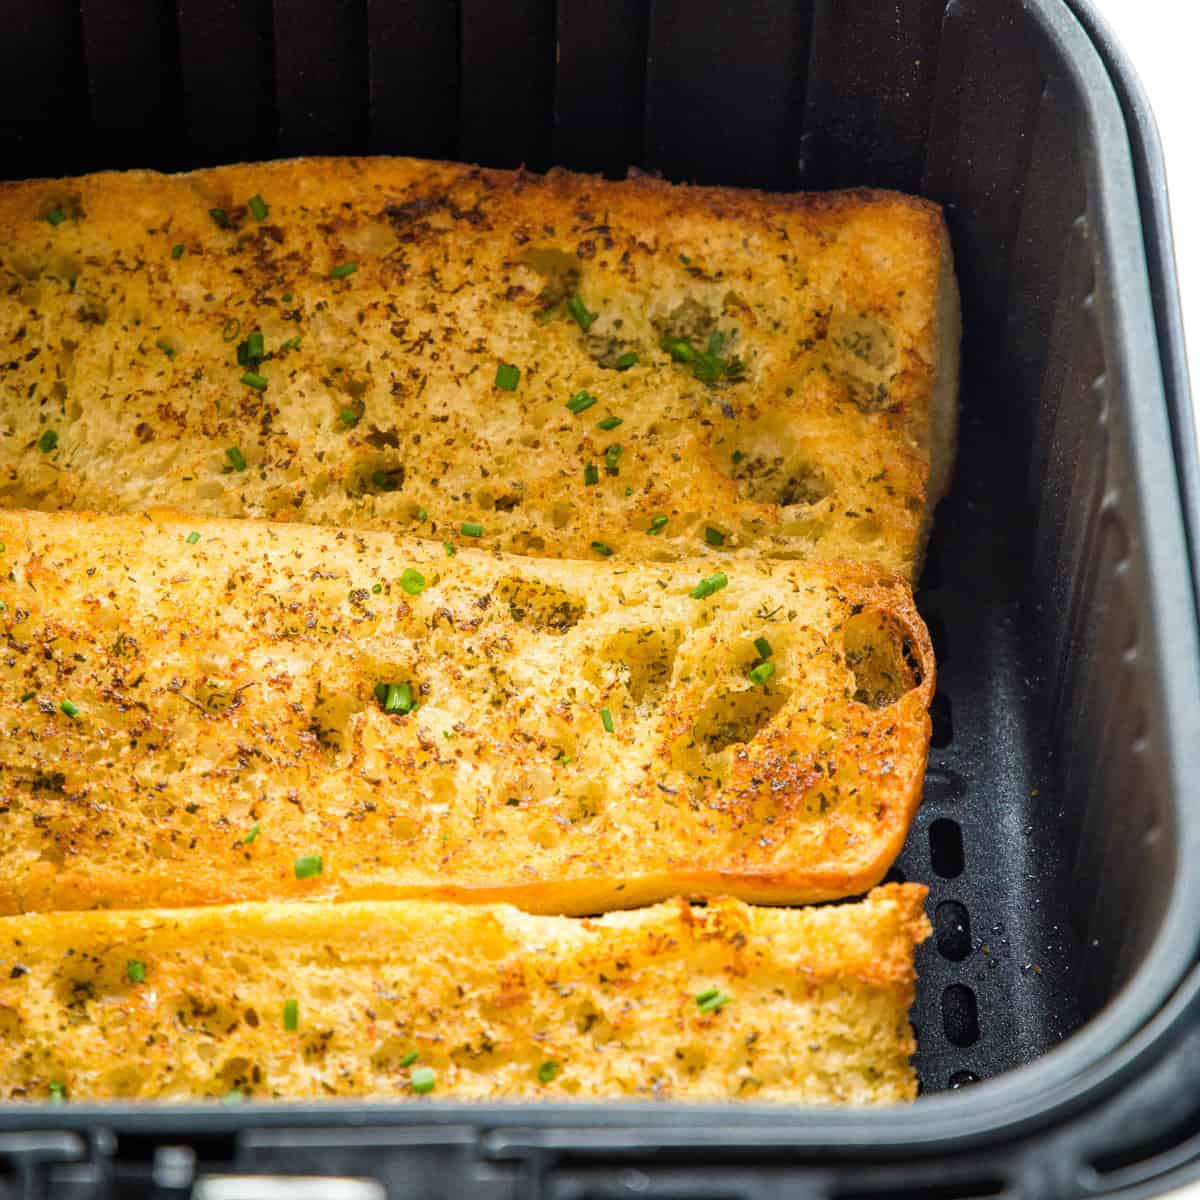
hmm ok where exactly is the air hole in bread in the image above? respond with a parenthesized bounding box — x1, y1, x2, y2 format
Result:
(690, 685, 790, 758)
(842, 610, 923, 708)
(583, 626, 679, 709)
(495, 575, 585, 633)
(520, 246, 581, 309)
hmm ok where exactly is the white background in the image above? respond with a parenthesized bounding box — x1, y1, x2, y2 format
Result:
(1095, 1, 1197, 438)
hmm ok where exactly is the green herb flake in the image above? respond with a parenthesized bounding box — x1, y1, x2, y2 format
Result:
(280, 335, 302, 353)
(156, 338, 176, 358)
(170, 243, 185, 260)
(330, 261, 358, 280)
(662, 332, 745, 384)
(600, 706, 615, 732)
(596, 415, 623, 431)
(49, 1081, 67, 1103)
(400, 567, 426, 596)
(731, 450, 745, 464)
(294, 854, 323, 880)
(19, 691, 36, 703)
(704, 526, 725, 547)
(749, 661, 776, 686)
(410, 1066, 436, 1094)
(495, 363, 520, 391)
(754, 637, 773, 660)
(614, 351, 638, 370)
(604, 444, 623, 475)
(696, 989, 733, 1014)
(461, 521, 483, 538)
(690, 572, 728, 600)
(59, 699, 80, 719)
(565, 390, 597, 414)
(221, 317, 241, 342)
(46, 207, 66, 227)
(209, 208, 229, 229)
(538, 1060, 559, 1083)
(282, 292, 294, 304)
(37, 429, 58, 454)
(567, 294, 596, 331)
(339, 408, 360, 426)
(591, 541, 614, 558)
(243, 822, 260, 845)
(283, 998, 299, 1031)
(240, 370, 267, 391)
(416, 507, 428, 522)
(648, 515, 669, 535)
(372, 583, 383, 594)
(399, 1050, 419, 1067)
(126, 959, 147, 984)
(444, 542, 456, 556)
(226, 446, 248, 471)
(186, 531, 201, 545)
(584, 463, 599, 487)
(248, 193, 269, 221)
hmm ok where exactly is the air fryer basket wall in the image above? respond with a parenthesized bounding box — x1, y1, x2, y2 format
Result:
(2, 0, 1200, 1185)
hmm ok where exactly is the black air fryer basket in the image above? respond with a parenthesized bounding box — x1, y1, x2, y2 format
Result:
(3, 0, 1200, 1197)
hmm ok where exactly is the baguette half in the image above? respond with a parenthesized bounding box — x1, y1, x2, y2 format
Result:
(0, 885, 929, 1104)
(0, 508, 933, 915)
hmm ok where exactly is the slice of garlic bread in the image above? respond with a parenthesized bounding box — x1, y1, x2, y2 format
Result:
(0, 158, 957, 580)
(0, 885, 929, 1104)
(0, 509, 933, 915)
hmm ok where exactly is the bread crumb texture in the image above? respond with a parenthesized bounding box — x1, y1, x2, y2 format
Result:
(0, 509, 933, 914)
(0, 158, 950, 580)
(0, 885, 929, 1104)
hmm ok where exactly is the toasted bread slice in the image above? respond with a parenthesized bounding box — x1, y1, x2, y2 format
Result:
(0, 158, 957, 581)
(0, 509, 933, 915)
(0, 884, 929, 1104)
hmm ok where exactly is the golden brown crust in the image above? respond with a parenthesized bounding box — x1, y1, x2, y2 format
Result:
(0, 885, 929, 1104)
(0, 508, 933, 915)
(0, 157, 955, 581)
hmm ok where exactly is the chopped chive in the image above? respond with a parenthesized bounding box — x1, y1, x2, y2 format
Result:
(170, 243, 185, 260)
(20, 691, 36, 702)
(248, 194, 268, 221)
(696, 990, 733, 1014)
(59, 699, 79, 718)
(243, 822, 260, 844)
(538, 1060, 559, 1083)
(647, 515, 669, 535)
(416, 507, 428, 522)
(49, 1081, 67, 1103)
(444, 542, 456, 556)
(330, 261, 358, 280)
(372, 583, 383, 594)
(241, 371, 267, 391)
(283, 998, 299, 1031)
(604, 444, 623, 475)
(461, 521, 483, 538)
(749, 661, 776, 686)
(46, 207, 66, 226)
(279, 335, 302, 353)
(591, 541, 614, 557)
(662, 335, 698, 363)
(226, 446, 247, 471)
(245, 331, 265, 361)
(156, 338, 176, 358)
(690, 572, 728, 600)
(410, 1066, 436, 1094)
(614, 351, 638, 370)
(37, 429, 58, 453)
(282, 292, 294, 304)
(399, 1050, 419, 1067)
(565, 390, 597, 414)
(754, 637, 773, 660)
(209, 208, 229, 229)
(495, 363, 520, 391)
(679, 253, 691, 265)
(339, 408, 360, 426)
(567, 294, 596, 330)
(704, 526, 725, 547)
(584, 463, 599, 486)
(596, 415, 623, 431)
(186, 531, 201, 545)
(374, 681, 414, 715)
(126, 959, 147, 984)
(221, 317, 241, 342)
(294, 854, 323, 880)
(400, 568, 426, 595)
(600, 706, 614, 732)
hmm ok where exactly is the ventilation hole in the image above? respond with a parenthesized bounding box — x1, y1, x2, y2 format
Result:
(929, 818, 965, 878)
(924, 612, 948, 663)
(949, 1071, 980, 1089)
(930, 693, 954, 746)
(924, 766, 966, 804)
(935, 900, 972, 961)
(843, 611, 924, 708)
(941, 984, 980, 1047)
(494, 575, 585, 633)
(882, 865, 907, 885)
